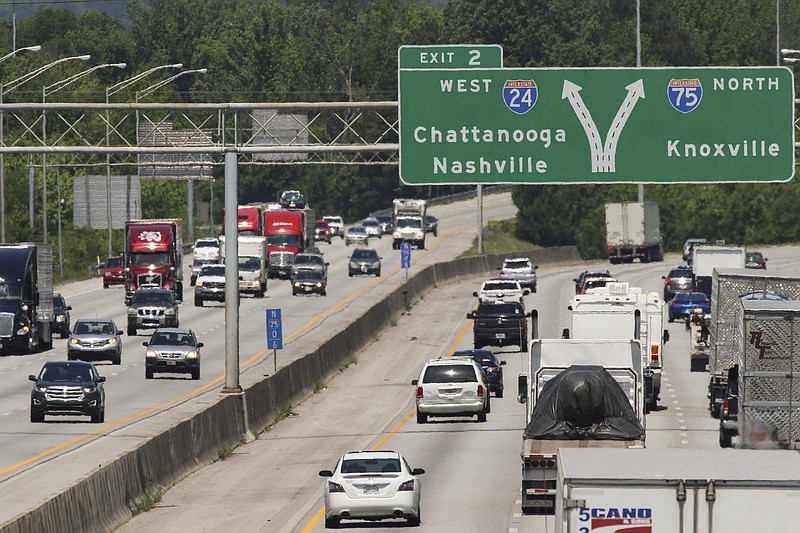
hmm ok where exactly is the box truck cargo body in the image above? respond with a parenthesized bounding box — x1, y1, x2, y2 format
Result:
(556, 448, 800, 532)
(604, 202, 662, 264)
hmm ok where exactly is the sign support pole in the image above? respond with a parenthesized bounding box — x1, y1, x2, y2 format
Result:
(222, 148, 241, 394)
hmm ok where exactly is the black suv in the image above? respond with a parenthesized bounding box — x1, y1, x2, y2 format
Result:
(348, 248, 381, 277)
(52, 293, 72, 338)
(29, 360, 106, 423)
(424, 215, 439, 237)
(467, 301, 531, 352)
(454, 349, 506, 397)
(127, 288, 179, 336)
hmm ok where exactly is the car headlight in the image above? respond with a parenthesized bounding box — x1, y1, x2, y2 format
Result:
(83, 386, 96, 393)
(107, 338, 117, 345)
(316, 282, 324, 288)
(196, 281, 204, 287)
(56, 315, 65, 323)
(16, 326, 29, 335)
(372, 262, 380, 268)
(127, 308, 137, 316)
(35, 385, 47, 392)
(186, 350, 197, 359)
(165, 308, 176, 315)
(70, 338, 79, 345)
(146, 349, 157, 358)
(293, 282, 301, 288)
(349, 262, 357, 268)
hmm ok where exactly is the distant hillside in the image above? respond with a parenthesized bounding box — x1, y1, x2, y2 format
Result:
(3, 0, 128, 27)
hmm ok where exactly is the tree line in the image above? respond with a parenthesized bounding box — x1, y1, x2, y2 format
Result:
(0, 0, 797, 276)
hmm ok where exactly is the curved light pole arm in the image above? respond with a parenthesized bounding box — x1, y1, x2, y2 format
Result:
(0, 45, 41, 64)
(137, 68, 207, 100)
(43, 63, 126, 99)
(4, 54, 91, 93)
(106, 63, 183, 99)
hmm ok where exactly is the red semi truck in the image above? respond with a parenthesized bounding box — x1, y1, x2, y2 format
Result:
(124, 219, 184, 304)
(263, 208, 314, 278)
(222, 205, 264, 236)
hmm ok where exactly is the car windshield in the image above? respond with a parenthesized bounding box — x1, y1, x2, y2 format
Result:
(294, 255, 322, 265)
(41, 365, 92, 382)
(238, 257, 261, 270)
(53, 295, 66, 308)
(193, 258, 215, 268)
(477, 304, 523, 315)
(348, 227, 366, 235)
(267, 234, 300, 247)
(483, 282, 517, 291)
(324, 217, 342, 224)
(132, 291, 171, 305)
(0, 281, 22, 301)
(128, 252, 170, 266)
(105, 257, 122, 268)
(423, 365, 477, 383)
(668, 269, 692, 278)
(747, 252, 763, 260)
(150, 331, 195, 346)
(363, 220, 379, 227)
(340, 458, 401, 474)
(504, 259, 530, 269)
(196, 240, 217, 248)
(351, 249, 377, 260)
(200, 266, 225, 277)
(74, 321, 114, 335)
(315, 222, 329, 229)
(396, 219, 422, 229)
(688, 293, 708, 303)
(295, 271, 322, 281)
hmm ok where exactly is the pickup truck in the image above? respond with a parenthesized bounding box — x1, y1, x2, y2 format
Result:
(467, 301, 530, 352)
(126, 288, 179, 336)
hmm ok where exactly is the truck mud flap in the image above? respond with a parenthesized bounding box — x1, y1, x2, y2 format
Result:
(521, 483, 555, 515)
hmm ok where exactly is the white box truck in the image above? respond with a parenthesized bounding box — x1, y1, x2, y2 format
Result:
(556, 448, 800, 533)
(604, 201, 663, 264)
(566, 283, 669, 412)
(391, 198, 426, 250)
(692, 245, 745, 296)
(707, 268, 800, 418)
(517, 338, 645, 514)
(219, 235, 267, 297)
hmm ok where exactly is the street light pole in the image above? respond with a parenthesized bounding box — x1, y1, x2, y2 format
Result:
(105, 63, 183, 257)
(636, 0, 644, 203)
(0, 44, 43, 243)
(136, 67, 207, 244)
(41, 61, 125, 243)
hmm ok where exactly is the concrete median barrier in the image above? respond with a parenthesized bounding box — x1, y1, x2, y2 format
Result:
(1, 245, 579, 533)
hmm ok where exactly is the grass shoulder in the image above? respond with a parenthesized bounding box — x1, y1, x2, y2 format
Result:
(459, 220, 537, 258)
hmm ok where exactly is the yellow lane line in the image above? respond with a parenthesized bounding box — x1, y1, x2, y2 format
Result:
(301, 320, 473, 531)
(3, 233, 448, 477)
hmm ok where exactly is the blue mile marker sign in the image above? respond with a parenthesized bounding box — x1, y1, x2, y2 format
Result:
(266, 308, 283, 350)
(401, 242, 412, 269)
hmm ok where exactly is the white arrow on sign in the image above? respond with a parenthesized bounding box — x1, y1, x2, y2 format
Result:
(563, 79, 645, 173)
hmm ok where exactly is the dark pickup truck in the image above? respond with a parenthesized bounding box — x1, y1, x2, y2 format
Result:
(467, 301, 531, 353)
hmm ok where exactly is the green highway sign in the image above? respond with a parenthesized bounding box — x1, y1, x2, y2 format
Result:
(398, 44, 502, 69)
(398, 67, 795, 185)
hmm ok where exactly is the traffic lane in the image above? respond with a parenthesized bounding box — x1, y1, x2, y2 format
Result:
(0, 194, 519, 507)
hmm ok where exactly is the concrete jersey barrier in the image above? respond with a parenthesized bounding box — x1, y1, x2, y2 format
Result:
(0, 245, 580, 533)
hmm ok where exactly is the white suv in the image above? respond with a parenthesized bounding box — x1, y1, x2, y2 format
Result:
(411, 357, 490, 424)
(473, 278, 527, 305)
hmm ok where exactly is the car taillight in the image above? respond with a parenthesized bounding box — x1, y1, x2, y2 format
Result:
(664, 279, 670, 286)
(650, 345, 660, 364)
(399, 479, 415, 491)
(519, 319, 526, 328)
(477, 384, 484, 396)
(487, 365, 500, 373)
(722, 399, 730, 418)
(416, 387, 423, 399)
(328, 481, 345, 493)
(607, 245, 613, 251)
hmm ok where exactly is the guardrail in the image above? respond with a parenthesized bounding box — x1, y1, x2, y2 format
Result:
(0, 245, 580, 533)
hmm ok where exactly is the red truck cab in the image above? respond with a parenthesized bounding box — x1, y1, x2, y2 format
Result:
(102, 256, 125, 288)
(124, 219, 184, 304)
(223, 205, 264, 236)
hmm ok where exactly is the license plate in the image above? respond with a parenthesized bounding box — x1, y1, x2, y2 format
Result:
(364, 485, 379, 495)
(167, 360, 176, 366)
(303, 286, 312, 291)
(361, 265, 368, 272)
(495, 333, 506, 339)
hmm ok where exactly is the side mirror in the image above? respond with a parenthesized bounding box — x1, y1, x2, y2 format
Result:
(567, 305, 573, 311)
(661, 276, 667, 280)
(562, 328, 570, 339)
(197, 342, 205, 348)
(496, 266, 502, 271)
(142, 342, 149, 347)
(523, 289, 531, 296)
(411, 468, 426, 476)
(525, 311, 533, 317)
(411, 379, 418, 385)
(28, 374, 36, 381)
(500, 360, 507, 366)
(325, 262, 330, 266)
(663, 330, 670, 343)
(572, 278, 578, 282)
(533, 265, 539, 270)
(466, 311, 475, 319)
(472, 292, 478, 297)
(118, 330, 124, 335)
(66, 306, 72, 311)
(517, 374, 528, 404)
(97, 376, 106, 383)
(319, 470, 333, 477)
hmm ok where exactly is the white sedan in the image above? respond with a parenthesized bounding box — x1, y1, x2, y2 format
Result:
(319, 450, 425, 528)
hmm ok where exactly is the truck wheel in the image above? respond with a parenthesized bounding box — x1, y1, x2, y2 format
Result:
(176, 282, 184, 302)
(406, 510, 421, 526)
(195, 296, 203, 307)
(127, 323, 136, 336)
(30, 410, 44, 423)
(477, 409, 487, 423)
(145, 368, 153, 379)
(191, 368, 200, 380)
(496, 389, 504, 398)
(103, 283, 109, 289)
(112, 352, 121, 365)
(719, 429, 733, 448)
(324, 517, 340, 529)
(416, 411, 427, 424)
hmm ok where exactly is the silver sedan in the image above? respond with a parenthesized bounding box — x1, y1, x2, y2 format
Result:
(67, 319, 123, 365)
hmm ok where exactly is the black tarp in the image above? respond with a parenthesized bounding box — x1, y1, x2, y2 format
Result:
(524, 365, 644, 440)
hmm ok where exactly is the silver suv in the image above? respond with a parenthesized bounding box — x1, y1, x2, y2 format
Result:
(291, 253, 328, 279)
(411, 357, 490, 424)
(68, 319, 123, 365)
(144, 328, 203, 380)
